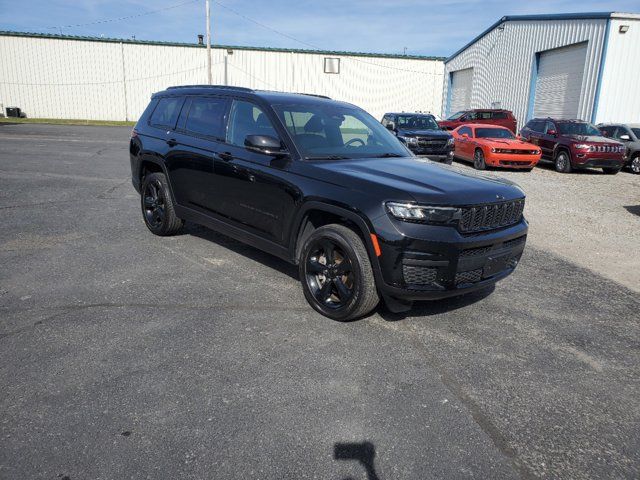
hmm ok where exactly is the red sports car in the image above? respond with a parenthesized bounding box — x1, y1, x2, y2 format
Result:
(452, 124, 541, 170)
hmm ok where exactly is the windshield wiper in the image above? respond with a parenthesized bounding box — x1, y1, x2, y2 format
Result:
(373, 153, 404, 158)
(304, 155, 351, 160)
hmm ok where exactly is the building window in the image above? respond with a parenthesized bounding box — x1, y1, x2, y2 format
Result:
(324, 57, 340, 74)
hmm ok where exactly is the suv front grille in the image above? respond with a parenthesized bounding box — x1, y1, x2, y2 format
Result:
(459, 199, 525, 233)
(416, 138, 447, 149)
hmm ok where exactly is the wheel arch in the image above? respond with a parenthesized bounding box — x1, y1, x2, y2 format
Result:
(289, 202, 378, 267)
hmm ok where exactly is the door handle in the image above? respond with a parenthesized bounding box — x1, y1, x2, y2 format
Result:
(217, 152, 233, 162)
(166, 138, 177, 147)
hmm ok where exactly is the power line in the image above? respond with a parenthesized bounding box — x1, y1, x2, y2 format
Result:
(212, 0, 442, 77)
(45, 0, 199, 31)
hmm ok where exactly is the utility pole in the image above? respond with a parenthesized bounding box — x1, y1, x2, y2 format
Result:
(206, 0, 212, 84)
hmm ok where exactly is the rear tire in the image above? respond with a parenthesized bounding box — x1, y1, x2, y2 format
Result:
(141, 172, 183, 236)
(602, 167, 621, 175)
(299, 224, 379, 321)
(473, 149, 486, 170)
(554, 150, 572, 173)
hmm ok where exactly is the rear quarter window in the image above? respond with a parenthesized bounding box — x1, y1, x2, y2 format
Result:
(493, 112, 507, 119)
(149, 96, 184, 129)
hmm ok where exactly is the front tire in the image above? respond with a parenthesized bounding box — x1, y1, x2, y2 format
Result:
(141, 172, 183, 236)
(554, 150, 572, 173)
(473, 149, 486, 170)
(630, 155, 640, 174)
(299, 224, 379, 321)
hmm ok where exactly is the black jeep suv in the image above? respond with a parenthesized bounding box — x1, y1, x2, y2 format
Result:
(130, 86, 528, 321)
(381, 113, 454, 163)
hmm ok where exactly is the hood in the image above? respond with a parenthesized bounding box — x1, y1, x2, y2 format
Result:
(309, 157, 524, 205)
(480, 138, 535, 147)
(563, 134, 621, 144)
(397, 128, 451, 139)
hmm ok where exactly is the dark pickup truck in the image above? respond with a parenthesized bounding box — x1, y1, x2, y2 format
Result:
(382, 113, 454, 164)
(130, 86, 527, 321)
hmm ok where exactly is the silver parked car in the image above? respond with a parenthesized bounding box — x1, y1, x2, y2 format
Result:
(598, 123, 640, 174)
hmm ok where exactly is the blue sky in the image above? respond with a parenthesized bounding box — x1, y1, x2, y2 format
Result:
(0, 0, 638, 57)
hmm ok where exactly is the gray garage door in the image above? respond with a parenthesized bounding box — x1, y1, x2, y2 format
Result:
(533, 42, 587, 119)
(449, 68, 473, 114)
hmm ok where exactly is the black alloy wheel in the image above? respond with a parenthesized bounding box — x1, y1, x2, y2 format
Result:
(140, 172, 183, 236)
(305, 238, 355, 310)
(299, 224, 379, 321)
(143, 178, 165, 228)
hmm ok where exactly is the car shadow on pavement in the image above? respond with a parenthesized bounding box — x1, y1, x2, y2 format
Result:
(183, 221, 300, 280)
(624, 205, 640, 217)
(334, 441, 380, 480)
(379, 285, 495, 322)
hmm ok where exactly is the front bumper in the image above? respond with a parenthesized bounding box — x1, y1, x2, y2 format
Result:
(371, 214, 528, 301)
(486, 152, 541, 168)
(408, 145, 454, 162)
(573, 151, 625, 168)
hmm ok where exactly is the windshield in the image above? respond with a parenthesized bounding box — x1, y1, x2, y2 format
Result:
(631, 128, 640, 139)
(557, 122, 601, 136)
(396, 114, 439, 130)
(475, 128, 515, 139)
(447, 111, 466, 120)
(273, 103, 410, 159)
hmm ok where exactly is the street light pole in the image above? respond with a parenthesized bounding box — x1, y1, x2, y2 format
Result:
(206, 0, 212, 84)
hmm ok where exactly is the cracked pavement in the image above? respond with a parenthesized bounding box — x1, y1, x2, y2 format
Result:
(1, 124, 639, 479)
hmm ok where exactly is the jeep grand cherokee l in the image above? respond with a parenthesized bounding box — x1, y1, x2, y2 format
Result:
(381, 113, 454, 163)
(130, 85, 528, 321)
(520, 118, 625, 174)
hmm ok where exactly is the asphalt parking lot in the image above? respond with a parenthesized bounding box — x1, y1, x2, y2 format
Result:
(1, 124, 639, 480)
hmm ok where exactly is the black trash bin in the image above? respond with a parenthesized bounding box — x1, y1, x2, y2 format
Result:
(6, 107, 21, 118)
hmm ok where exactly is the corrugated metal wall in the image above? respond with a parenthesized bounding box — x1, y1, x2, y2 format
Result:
(442, 19, 608, 128)
(595, 16, 640, 123)
(0, 34, 444, 122)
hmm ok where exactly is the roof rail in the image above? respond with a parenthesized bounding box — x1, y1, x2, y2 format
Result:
(167, 85, 254, 92)
(297, 93, 332, 99)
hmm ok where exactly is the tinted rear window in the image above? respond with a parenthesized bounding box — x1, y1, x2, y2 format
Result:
(493, 112, 507, 119)
(149, 97, 184, 128)
(184, 97, 228, 139)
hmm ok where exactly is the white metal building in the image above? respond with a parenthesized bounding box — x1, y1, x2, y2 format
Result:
(442, 12, 640, 128)
(0, 31, 445, 122)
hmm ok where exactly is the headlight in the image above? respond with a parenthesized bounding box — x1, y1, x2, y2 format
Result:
(575, 144, 594, 151)
(386, 202, 461, 224)
(398, 136, 418, 145)
(446, 137, 455, 146)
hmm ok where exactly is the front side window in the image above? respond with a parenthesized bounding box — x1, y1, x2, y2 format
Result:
(227, 100, 280, 147)
(150, 96, 184, 128)
(184, 96, 228, 139)
(544, 121, 556, 134)
(273, 102, 409, 159)
(631, 128, 640, 139)
(475, 127, 515, 139)
(599, 126, 616, 137)
(396, 115, 439, 130)
(557, 122, 601, 136)
(478, 112, 492, 120)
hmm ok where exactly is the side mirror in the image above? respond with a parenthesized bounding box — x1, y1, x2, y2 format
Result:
(620, 134, 631, 141)
(462, 133, 469, 138)
(386, 122, 395, 131)
(441, 126, 448, 131)
(244, 135, 288, 157)
(547, 129, 557, 136)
